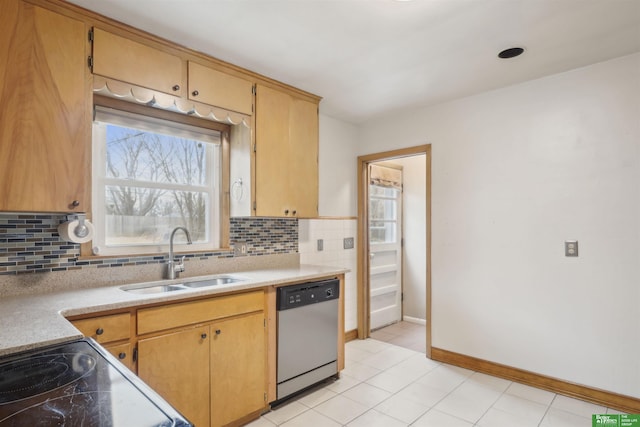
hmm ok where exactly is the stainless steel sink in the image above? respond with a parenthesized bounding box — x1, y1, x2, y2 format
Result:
(121, 275, 246, 294)
(181, 276, 244, 288)
(123, 284, 187, 295)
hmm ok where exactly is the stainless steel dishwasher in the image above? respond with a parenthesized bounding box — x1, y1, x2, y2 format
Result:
(277, 278, 340, 400)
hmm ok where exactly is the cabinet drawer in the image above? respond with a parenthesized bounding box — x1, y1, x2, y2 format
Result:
(138, 290, 264, 335)
(72, 313, 130, 343)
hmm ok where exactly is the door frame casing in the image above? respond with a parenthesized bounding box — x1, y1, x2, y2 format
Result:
(357, 145, 432, 358)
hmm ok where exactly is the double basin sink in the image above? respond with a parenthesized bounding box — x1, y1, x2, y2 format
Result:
(121, 275, 246, 295)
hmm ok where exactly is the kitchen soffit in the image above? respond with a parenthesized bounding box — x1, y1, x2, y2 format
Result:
(67, 0, 640, 124)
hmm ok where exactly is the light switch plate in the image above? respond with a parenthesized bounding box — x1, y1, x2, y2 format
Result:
(565, 240, 578, 257)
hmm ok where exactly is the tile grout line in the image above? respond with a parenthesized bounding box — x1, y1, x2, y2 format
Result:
(537, 394, 558, 427)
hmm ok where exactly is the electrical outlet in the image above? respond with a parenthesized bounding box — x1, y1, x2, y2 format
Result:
(317, 239, 323, 251)
(344, 237, 354, 249)
(565, 240, 578, 257)
(234, 242, 248, 257)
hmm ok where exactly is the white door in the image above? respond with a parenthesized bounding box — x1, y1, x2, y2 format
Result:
(368, 164, 402, 330)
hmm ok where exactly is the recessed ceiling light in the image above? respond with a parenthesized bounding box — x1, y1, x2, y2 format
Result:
(498, 47, 525, 59)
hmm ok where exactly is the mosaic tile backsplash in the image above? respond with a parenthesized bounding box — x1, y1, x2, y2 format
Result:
(0, 215, 298, 275)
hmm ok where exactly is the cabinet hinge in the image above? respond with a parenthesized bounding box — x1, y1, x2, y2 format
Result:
(87, 56, 93, 70)
(264, 392, 267, 402)
(253, 143, 256, 153)
(263, 318, 266, 328)
(252, 201, 257, 211)
(401, 292, 404, 302)
(252, 85, 256, 95)
(88, 28, 94, 42)
(132, 346, 138, 363)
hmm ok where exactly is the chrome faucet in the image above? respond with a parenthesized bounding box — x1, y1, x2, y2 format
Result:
(166, 227, 193, 279)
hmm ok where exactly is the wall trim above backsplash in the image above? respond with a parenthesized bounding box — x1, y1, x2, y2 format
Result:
(0, 214, 298, 276)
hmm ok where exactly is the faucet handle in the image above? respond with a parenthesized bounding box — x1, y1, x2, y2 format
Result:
(175, 256, 186, 273)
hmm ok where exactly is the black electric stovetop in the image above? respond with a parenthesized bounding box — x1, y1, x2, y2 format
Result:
(0, 339, 192, 426)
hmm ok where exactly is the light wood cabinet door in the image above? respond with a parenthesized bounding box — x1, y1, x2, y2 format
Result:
(188, 62, 253, 114)
(210, 312, 266, 427)
(289, 97, 319, 217)
(255, 85, 291, 216)
(104, 342, 135, 372)
(255, 85, 318, 217)
(138, 327, 210, 427)
(0, 0, 89, 212)
(92, 28, 184, 96)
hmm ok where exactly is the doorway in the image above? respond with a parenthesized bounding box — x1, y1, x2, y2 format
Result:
(368, 162, 403, 330)
(357, 145, 431, 357)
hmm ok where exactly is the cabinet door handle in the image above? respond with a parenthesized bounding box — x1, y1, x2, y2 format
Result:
(201, 333, 207, 339)
(215, 329, 221, 335)
(71, 200, 80, 207)
(95, 328, 104, 335)
(284, 209, 289, 215)
(192, 90, 199, 97)
(172, 84, 180, 91)
(118, 352, 126, 360)
(292, 210, 297, 216)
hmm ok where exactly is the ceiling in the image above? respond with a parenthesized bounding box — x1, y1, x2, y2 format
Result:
(67, 0, 640, 124)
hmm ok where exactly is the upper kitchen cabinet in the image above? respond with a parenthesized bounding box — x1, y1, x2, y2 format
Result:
(0, 0, 89, 212)
(188, 62, 253, 115)
(92, 28, 184, 96)
(255, 84, 319, 217)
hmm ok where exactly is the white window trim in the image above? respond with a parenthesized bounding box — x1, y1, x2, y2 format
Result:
(92, 106, 221, 256)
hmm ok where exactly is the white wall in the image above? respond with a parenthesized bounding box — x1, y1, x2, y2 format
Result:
(299, 219, 358, 331)
(318, 115, 359, 217)
(312, 114, 359, 331)
(357, 53, 640, 398)
(230, 124, 252, 216)
(393, 155, 427, 321)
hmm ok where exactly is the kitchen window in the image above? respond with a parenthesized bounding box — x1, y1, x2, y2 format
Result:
(91, 99, 230, 256)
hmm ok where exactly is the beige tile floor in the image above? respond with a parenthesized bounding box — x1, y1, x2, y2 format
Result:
(248, 332, 624, 426)
(370, 321, 427, 353)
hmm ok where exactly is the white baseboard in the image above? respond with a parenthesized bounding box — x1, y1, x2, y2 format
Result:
(403, 316, 426, 325)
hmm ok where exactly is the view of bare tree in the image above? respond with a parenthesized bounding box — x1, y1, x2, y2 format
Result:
(105, 126, 212, 242)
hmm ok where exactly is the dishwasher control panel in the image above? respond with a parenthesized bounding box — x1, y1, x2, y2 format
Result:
(277, 278, 340, 310)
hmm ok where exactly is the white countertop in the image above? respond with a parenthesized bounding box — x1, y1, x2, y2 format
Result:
(0, 264, 347, 357)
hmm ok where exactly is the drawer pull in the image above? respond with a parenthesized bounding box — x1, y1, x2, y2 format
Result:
(215, 329, 221, 335)
(96, 328, 104, 335)
(172, 84, 180, 91)
(201, 333, 207, 339)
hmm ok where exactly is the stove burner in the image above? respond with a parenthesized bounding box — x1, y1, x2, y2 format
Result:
(0, 353, 96, 404)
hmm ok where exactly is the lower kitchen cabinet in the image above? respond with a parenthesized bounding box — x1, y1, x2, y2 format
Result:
(70, 312, 135, 371)
(138, 327, 210, 427)
(137, 291, 267, 427)
(210, 312, 265, 427)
